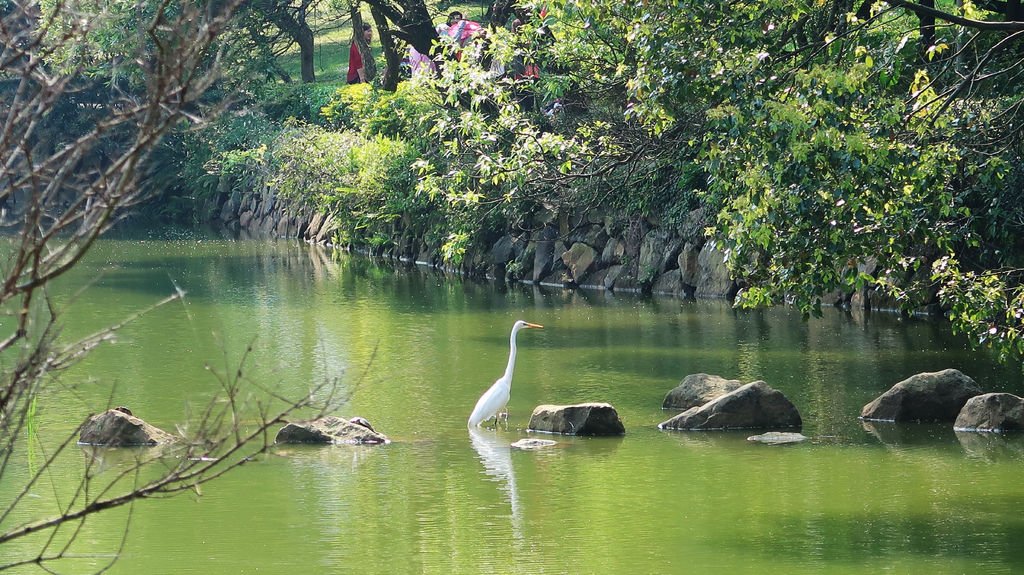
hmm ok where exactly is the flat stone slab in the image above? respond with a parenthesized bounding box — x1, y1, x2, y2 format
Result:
(527, 403, 625, 436)
(747, 432, 809, 445)
(274, 416, 389, 445)
(79, 407, 177, 446)
(511, 438, 557, 449)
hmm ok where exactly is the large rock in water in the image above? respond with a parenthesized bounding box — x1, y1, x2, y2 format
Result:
(527, 403, 625, 436)
(954, 393, 1024, 433)
(79, 408, 177, 446)
(275, 416, 389, 445)
(658, 381, 801, 430)
(860, 369, 981, 423)
(662, 373, 744, 410)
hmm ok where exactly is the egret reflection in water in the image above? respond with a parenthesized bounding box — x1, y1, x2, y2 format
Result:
(468, 428, 523, 541)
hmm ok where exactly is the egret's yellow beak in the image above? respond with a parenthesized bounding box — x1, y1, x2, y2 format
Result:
(525, 322, 543, 329)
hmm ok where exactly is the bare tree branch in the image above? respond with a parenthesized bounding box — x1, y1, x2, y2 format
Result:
(0, 0, 353, 572)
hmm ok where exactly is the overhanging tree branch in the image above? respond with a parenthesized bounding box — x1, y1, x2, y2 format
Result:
(891, 0, 1024, 31)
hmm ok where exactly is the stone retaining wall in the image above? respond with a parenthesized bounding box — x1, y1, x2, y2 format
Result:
(208, 186, 939, 311)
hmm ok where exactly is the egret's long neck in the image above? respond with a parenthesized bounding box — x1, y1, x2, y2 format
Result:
(503, 327, 520, 382)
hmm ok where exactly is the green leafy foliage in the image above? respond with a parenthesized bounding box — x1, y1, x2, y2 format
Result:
(188, 84, 440, 251)
(257, 82, 349, 125)
(413, 0, 1024, 363)
(321, 82, 439, 144)
(148, 109, 281, 223)
(935, 257, 1024, 362)
(703, 62, 976, 312)
(169, 0, 1024, 364)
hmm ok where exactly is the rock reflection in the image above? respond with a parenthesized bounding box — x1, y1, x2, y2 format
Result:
(659, 428, 752, 449)
(860, 420, 955, 447)
(79, 443, 173, 474)
(468, 428, 523, 541)
(275, 442, 381, 472)
(956, 430, 1024, 461)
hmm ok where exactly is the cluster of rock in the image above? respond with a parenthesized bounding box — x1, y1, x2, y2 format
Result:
(482, 213, 736, 299)
(77, 369, 1021, 450)
(860, 368, 1024, 433)
(214, 186, 338, 244)
(520, 378, 802, 439)
(659, 380, 802, 431)
(210, 186, 947, 312)
(515, 376, 803, 451)
(654, 368, 1024, 442)
(274, 416, 389, 445)
(658, 374, 802, 434)
(78, 409, 389, 447)
(212, 187, 740, 299)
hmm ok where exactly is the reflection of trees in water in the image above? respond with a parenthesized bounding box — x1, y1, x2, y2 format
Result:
(468, 429, 523, 542)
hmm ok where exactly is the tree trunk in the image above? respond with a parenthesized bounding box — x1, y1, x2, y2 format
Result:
(371, 6, 401, 91)
(298, 24, 316, 82)
(855, 0, 872, 20)
(487, 0, 515, 27)
(1009, 0, 1024, 21)
(351, 7, 377, 83)
(255, 0, 318, 83)
(919, 0, 936, 55)
(359, 0, 437, 58)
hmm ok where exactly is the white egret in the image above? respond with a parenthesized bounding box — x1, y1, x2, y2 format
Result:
(468, 320, 543, 428)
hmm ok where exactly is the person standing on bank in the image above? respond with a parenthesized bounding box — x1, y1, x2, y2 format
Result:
(347, 24, 373, 84)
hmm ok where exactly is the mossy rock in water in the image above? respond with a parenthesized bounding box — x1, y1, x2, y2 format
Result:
(659, 381, 801, 431)
(954, 393, 1024, 433)
(747, 432, 809, 445)
(79, 408, 177, 446)
(527, 403, 625, 436)
(663, 373, 744, 410)
(275, 416, 389, 445)
(511, 438, 558, 449)
(860, 369, 981, 423)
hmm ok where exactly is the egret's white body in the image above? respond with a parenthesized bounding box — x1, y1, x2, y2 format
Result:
(468, 320, 543, 428)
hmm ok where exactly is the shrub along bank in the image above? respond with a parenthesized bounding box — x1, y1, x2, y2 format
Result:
(153, 1, 1024, 368)
(164, 79, 739, 298)
(172, 80, 942, 309)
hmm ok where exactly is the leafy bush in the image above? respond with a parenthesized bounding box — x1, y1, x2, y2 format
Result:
(206, 119, 429, 249)
(321, 82, 438, 143)
(258, 81, 348, 125)
(350, 135, 420, 204)
(320, 83, 372, 130)
(142, 108, 280, 223)
(265, 121, 362, 204)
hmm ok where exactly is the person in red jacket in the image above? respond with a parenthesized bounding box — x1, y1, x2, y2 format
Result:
(347, 24, 372, 84)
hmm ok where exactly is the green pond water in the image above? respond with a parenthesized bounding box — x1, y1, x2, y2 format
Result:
(5, 230, 1024, 574)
